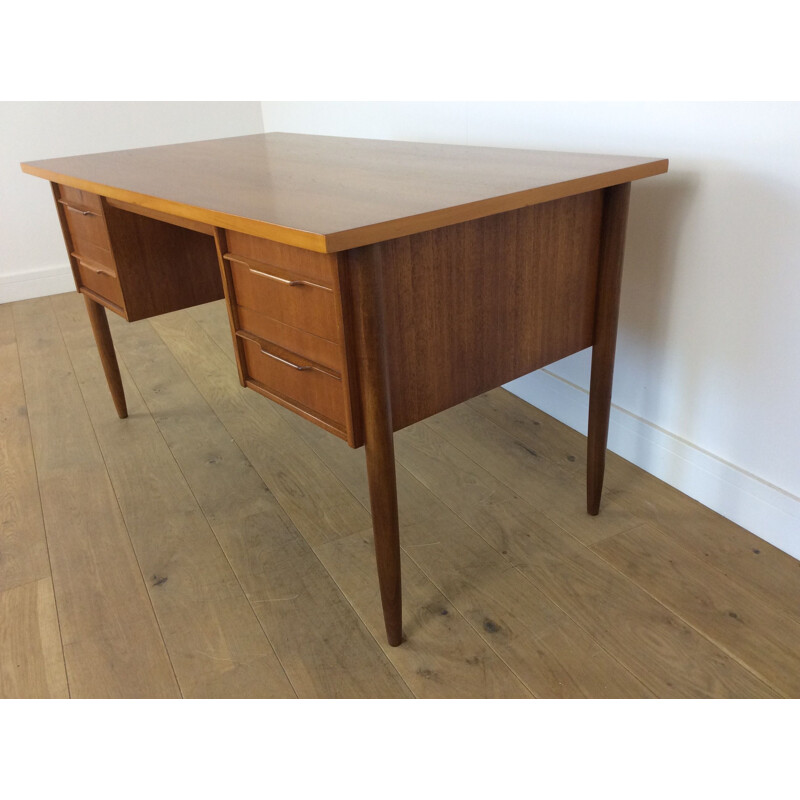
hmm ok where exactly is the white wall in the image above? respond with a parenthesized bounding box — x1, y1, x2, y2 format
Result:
(0, 101, 264, 301)
(260, 101, 800, 558)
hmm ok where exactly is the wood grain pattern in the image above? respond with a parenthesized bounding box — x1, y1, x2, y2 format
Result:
(399, 513, 652, 698)
(102, 201, 223, 321)
(227, 256, 340, 343)
(104, 308, 409, 698)
(238, 333, 347, 434)
(588, 183, 631, 514)
(0, 579, 68, 699)
(22, 133, 668, 252)
(83, 296, 127, 418)
(314, 530, 532, 698)
(393, 415, 777, 697)
(149, 309, 373, 548)
(425, 401, 638, 545)
(6, 296, 799, 698)
(350, 192, 604, 433)
(348, 246, 403, 646)
(76, 258, 124, 309)
(470, 388, 800, 626)
(593, 524, 800, 696)
(186, 301, 532, 696)
(12, 298, 179, 698)
(0, 304, 52, 593)
(0, 305, 67, 698)
(54, 294, 297, 698)
(191, 303, 649, 696)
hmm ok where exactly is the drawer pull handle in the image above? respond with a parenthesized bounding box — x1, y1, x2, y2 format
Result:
(64, 203, 97, 217)
(82, 263, 114, 278)
(260, 348, 311, 371)
(249, 267, 305, 287)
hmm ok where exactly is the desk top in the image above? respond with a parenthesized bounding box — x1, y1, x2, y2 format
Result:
(22, 132, 668, 253)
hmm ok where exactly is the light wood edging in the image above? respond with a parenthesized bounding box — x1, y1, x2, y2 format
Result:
(24, 161, 667, 254)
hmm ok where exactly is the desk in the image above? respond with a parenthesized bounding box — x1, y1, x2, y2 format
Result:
(21, 133, 668, 646)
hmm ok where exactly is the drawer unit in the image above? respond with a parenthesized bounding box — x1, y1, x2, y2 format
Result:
(238, 333, 347, 430)
(226, 254, 340, 343)
(75, 256, 124, 309)
(54, 184, 127, 314)
(220, 228, 359, 444)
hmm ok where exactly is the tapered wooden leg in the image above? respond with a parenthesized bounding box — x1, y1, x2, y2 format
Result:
(588, 182, 631, 515)
(347, 247, 403, 646)
(83, 295, 128, 419)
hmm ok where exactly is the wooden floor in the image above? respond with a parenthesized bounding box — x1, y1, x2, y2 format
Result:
(2, 293, 799, 699)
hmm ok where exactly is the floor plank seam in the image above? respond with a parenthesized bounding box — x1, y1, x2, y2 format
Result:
(405, 420, 665, 693)
(11, 300, 72, 699)
(126, 335, 302, 699)
(50, 298, 184, 698)
(147, 314, 413, 698)
(586, 539, 786, 698)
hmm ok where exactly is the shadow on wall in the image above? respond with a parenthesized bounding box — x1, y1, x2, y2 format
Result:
(615, 169, 700, 467)
(618, 164, 800, 501)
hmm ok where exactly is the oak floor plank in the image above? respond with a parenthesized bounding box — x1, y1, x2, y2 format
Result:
(104, 308, 409, 699)
(169, 304, 531, 697)
(0, 304, 67, 698)
(0, 304, 52, 593)
(472, 387, 800, 624)
(260, 390, 651, 695)
(149, 309, 372, 548)
(7, 296, 795, 699)
(396, 415, 777, 697)
(593, 524, 800, 696)
(0, 578, 68, 699)
(11, 297, 179, 698)
(52, 293, 296, 699)
(427, 400, 639, 545)
(398, 513, 652, 697)
(314, 529, 532, 698)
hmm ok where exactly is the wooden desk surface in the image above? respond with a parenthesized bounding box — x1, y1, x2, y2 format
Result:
(21, 133, 668, 253)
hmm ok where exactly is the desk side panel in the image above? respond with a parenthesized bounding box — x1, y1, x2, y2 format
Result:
(103, 204, 224, 322)
(349, 191, 604, 433)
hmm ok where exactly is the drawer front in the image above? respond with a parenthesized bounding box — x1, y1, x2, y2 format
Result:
(236, 305, 342, 372)
(59, 185, 103, 214)
(61, 199, 114, 266)
(226, 230, 337, 286)
(227, 255, 340, 342)
(59, 191, 114, 271)
(238, 334, 346, 428)
(76, 257, 124, 309)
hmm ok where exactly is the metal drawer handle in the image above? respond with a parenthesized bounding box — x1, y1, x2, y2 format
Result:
(259, 347, 311, 371)
(64, 203, 97, 217)
(249, 267, 306, 287)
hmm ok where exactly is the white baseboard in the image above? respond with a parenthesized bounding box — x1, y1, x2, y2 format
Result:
(504, 370, 800, 561)
(0, 264, 74, 304)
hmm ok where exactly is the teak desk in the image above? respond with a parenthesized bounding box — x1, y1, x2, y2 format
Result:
(22, 133, 668, 646)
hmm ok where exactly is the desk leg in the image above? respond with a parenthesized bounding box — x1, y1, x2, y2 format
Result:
(588, 182, 631, 515)
(84, 295, 128, 419)
(348, 248, 403, 647)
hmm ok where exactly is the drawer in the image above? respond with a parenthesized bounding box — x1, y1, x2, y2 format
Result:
(76, 256, 124, 309)
(236, 305, 342, 372)
(59, 185, 103, 214)
(226, 230, 337, 286)
(238, 333, 346, 428)
(61, 199, 114, 266)
(226, 255, 340, 342)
